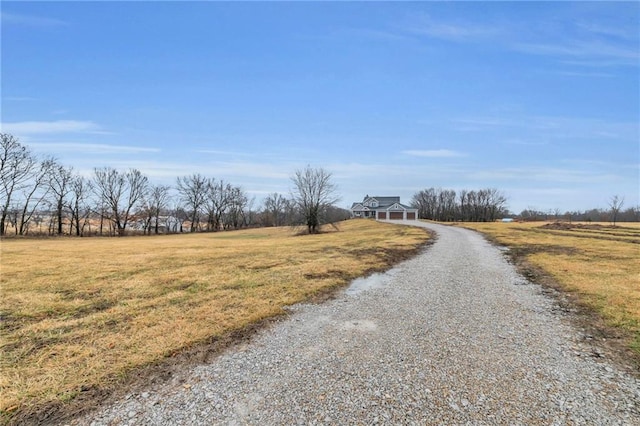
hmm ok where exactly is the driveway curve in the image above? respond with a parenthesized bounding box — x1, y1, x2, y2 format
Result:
(80, 221, 639, 425)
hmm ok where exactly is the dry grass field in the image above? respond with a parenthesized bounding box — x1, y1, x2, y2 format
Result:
(0, 220, 430, 423)
(456, 221, 640, 358)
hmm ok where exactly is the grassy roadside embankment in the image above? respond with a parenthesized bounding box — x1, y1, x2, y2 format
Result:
(0, 220, 430, 424)
(456, 221, 640, 363)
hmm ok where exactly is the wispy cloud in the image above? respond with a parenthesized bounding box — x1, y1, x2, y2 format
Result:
(28, 143, 160, 155)
(526, 188, 579, 196)
(1, 120, 103, 135)
(560, 158, 640, 170)
(503, 139, 548, 147)
(405, 14, 500, 42)
(326, 161, 467, 185)
(209, 161, 291, 180)
(1, 11, 67, 27)
(468, 167, 622, 184)
(575, 21, 638, 41)
(328, 162, 417, 179)
(540, 70, 614, 78)
(333, 28, 410, 42)
(560, 59, 637, 68)
(512, 40, 639, 65)
(398, 11, 638, 68)
(96, 159, 293, 181)
(3, 96, 38, 102)
(453, 115, 638, 141)
(402, 149, 467, 158)
(196, 149, 256, 157)
(452, 117, 518, 132)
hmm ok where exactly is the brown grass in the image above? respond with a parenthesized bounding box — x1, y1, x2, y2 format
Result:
(0, 220, 430, 423)
(454, 221, 640, 361)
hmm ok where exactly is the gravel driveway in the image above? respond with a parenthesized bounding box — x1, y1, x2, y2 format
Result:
(79, 221, 639, 425)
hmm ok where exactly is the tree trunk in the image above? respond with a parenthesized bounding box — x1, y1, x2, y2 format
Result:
(57, 200, 64, 234)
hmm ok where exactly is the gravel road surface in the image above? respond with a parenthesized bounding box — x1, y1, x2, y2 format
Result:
(78, 221, 639, 425)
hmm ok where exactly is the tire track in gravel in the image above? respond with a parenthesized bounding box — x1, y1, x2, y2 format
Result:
(78, 221, 639, 425)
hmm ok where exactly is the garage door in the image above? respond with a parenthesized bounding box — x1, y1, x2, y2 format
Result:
(389, 211, 404, 220)
(378, 212, 387, 219)
(407, 212, 416, 220)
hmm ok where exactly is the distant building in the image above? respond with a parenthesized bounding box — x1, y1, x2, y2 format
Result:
(350, 195, 418, 220)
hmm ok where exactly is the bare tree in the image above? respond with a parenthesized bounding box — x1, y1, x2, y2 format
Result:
(412, 188, 437, 221)
(225, 187, 240, 230)
(48, 162, 74, 235)
(458, 189, 469, 221)
(95, 198, 111, 236)
(139, 184, 172, 234)
(68, 174, 92, 236)
(484, 188, 507, 222)
(324, 205, 352, 223)
(520, 206, 544, 221)
(412, 187, 507, 222)
(176, 173, 207, 232)
(609, 195, 624, 226)
(150, 184, 171, 234)
(6, 205, 20, 235)
(93, 167, 149, 236)
(17, 157, 55, 235)
(205, 178, 232, 231)
(290, 166, 340, 234)
(167, 205, 189, 233)
(438, 189, 457, 221)
(225, 185, 248, 230)
(0, 133, 35, 235)
(263, 192, 288, 227)
(137, 199, 155, 234)
(243, 195, 257, 228)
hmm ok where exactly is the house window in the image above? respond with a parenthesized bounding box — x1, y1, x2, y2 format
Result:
(371, 202, 378, 207)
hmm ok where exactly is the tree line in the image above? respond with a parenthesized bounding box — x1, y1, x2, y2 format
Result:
(518, 204, 639, 224)
(411, 187, 508, 222)
(411, 186, 638, 224)
(1, 133, 347, 237)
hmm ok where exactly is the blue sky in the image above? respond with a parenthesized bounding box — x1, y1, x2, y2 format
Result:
(2, 1, 638, 213)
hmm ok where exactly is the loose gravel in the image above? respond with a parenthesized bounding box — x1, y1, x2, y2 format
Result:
(76, 221, 639, 425)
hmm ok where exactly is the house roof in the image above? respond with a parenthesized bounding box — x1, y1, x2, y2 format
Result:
(351, 195, 417, 212)
(363, 196, 401, 207)
(385, 202, 414, 210)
